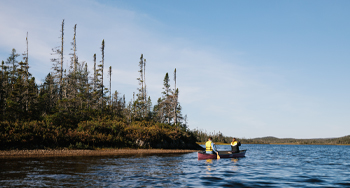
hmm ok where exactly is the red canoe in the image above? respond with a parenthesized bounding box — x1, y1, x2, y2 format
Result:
(198, 150, 247, 160)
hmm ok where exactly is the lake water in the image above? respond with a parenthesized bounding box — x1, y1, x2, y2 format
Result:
(1, 144, 350, 187)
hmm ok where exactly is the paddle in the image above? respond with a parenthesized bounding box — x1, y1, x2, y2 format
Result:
(217, 152, 220, 159)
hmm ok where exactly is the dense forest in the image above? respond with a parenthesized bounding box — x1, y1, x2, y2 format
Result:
(0, 20, 201, 150)
(193, 128, 350, 145)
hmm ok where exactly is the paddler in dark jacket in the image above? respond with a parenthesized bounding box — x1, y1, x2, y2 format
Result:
(205, 137, 218, 154)
(231, 138, 241, 153)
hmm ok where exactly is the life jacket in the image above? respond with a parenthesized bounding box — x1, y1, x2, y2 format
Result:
(231, 141, 241, 146)
(205, 141, 213, 152)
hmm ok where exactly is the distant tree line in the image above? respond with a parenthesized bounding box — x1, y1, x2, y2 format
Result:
(0, 20, 200, 150)
(240, 136, 350, 145)
(192, 128, 350, 145)
(192, 128, 227, 143)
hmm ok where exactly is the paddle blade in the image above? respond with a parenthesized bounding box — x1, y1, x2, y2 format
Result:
(217, 153, 220, 159)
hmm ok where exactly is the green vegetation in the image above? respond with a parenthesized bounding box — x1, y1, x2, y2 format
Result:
(0, 20, 200, 150)
(0, 120, 198, 150)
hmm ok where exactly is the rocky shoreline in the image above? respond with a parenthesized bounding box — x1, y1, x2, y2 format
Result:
(0, 149, 201, 159)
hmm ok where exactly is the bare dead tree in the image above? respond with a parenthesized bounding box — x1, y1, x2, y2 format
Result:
(22, 32, 29, 111)
(59, 19, 64, 100)
(73, 24, 77, 72)
(93, 53, 96, 91)
(144, 58, 147, 116)
(49, 19, 64, 107)
(173, 68, 178, 125)
(109, 66, 112, 106)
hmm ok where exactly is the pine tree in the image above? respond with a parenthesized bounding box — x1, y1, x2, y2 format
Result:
(6, 75, 24, 121)
(82, 62, 91, 110)
(173, 68, 178, 125)
(60, 20, 64, 100)
(6, 49, 20, 88)
(51, 19, 64, 101)
(38, 73, 56, 116)
(22, 32, 29, 82)
(0, 61, 7, 120)
(153, 97, 164, 123)
(162, 72, 172, 124)
(100, 40, 105, 113)
(93, 53, 96, 91)
(135, 54, 148, 118)
(144, 58, 147, 105)
(73, 24, 77, 72)
(79, 62, 90, 111)
(26, 76, 39, 120)
(112, 90, 125, 117)
(22, 32, 30, 111)
(108, 65, 113, 114)
(146, 96, 152, 118)
(68, 24, 79, 100)
(92, 53, 100, 110)
(153, 72, 173, 124)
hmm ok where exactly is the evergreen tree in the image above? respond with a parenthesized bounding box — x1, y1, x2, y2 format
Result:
(162, 72, 172, 124)
(60, 20, 64, 100)
(6, 49, 20, 88)
(51, 19, 64, 100)
(135, 54, 147, 119)
(72, 24, 77, 72)
(0, 61, 8, 120)
(93, 53, 97, 91)
(109, 66, 112, 106)
(22, 32, 29, 81)
(144, 58, 147, 103)
(38, 73, 56, 116)
(173, 68, 178, 125)
(21, 32, 30, 111)
(92, 53, 99, 110)
(67, 24, 79, 100)
(100, 39, 105, 113)
(26, 76, 39, 120)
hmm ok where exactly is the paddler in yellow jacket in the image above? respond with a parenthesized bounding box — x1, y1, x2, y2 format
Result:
(205, 137, 218, 155)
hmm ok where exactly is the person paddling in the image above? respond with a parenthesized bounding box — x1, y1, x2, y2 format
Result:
(231, 138, 241, 153)
(205, 137, 219, 155)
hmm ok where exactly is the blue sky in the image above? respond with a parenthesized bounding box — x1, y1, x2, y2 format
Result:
(1, 0, 350, 138)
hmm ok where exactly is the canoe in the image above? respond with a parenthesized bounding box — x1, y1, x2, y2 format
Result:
(197, 150, 247, 160)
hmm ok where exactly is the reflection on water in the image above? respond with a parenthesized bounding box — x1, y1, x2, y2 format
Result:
(230, 158, 239, 172)
(1, 145, 350, 187)
(205, 159, 214, 176)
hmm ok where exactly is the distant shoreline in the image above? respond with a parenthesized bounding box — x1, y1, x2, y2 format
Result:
(0, 149, 200, 159)
(196, 142, 350, 146)
(268, 143, 350, 145)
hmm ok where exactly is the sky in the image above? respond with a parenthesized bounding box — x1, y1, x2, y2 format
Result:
(0, 0, 350, 139)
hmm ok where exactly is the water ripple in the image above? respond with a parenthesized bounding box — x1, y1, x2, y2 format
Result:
(1, 145, 350, 187)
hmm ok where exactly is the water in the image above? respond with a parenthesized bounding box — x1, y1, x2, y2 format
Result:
(1, 144, 350, 187)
